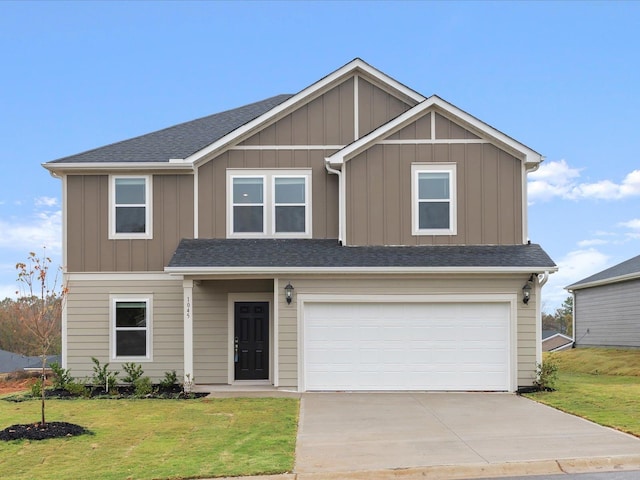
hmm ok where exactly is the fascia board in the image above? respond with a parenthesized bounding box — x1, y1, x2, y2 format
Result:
(327, 96, 543, 166)
(43, 162, 195, 174)
(185, 58, 425, 166)
(566, 271, 640, 291)
(165, 265, 558, 276)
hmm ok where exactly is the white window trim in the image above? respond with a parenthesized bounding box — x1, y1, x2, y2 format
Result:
(109, 175, 153, 240)
(110, 295, 153, 362)
(411, 163, 457, 236)
(227, 169, 312, 238)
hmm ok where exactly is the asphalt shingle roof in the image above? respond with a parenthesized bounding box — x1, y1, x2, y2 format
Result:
(48, 94, 293, 164)
(167, 239, 556, 270)
(567, 253, 640, 289)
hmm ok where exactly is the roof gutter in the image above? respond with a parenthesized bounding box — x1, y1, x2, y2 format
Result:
(42, 161, 196, 174)
(324, 159, 345, 245)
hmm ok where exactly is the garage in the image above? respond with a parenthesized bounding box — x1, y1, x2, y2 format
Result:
(303, 301, 511, 391)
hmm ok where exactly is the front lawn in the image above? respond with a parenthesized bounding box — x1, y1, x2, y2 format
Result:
(0, 397, 298, 480)
(525, 348, 640, 437)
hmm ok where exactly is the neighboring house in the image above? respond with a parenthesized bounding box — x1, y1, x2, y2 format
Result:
(567, 254, 640, 348)
(0, 349, 61, 373)
(542, 332, 573, 352)
(43, 58, 556, 392)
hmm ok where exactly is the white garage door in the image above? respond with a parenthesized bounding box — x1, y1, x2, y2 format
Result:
(303, 302, 510, 391)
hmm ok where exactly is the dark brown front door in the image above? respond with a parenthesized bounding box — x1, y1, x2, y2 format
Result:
(234, 302, 269, 380)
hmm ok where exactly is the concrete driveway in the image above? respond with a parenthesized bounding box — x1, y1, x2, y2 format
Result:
(295, 393, 640, 477)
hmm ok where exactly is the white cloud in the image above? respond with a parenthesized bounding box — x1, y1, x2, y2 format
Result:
(34, 196, 58, 207)
(0, 284, 17, 300)
(529, 160, 640, 202)
(577, 239, 608, 247)
(542, 248, 610, 311)
(0, 209, 62, 253)
(619, 218, 640, 230)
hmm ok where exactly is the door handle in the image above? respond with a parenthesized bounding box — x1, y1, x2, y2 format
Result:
(234, 337, 239, 363)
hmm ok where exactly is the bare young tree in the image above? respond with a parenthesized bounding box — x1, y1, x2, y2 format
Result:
(14, 249, 67, 426)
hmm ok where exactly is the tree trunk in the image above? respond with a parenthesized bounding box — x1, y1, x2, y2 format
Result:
(40, 354, 46, 426)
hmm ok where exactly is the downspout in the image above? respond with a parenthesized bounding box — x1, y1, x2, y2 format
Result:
(537, 271, 549, 287)
(325, 159, 344, 245)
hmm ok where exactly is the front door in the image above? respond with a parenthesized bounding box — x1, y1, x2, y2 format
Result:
(234, 302, 269, 380)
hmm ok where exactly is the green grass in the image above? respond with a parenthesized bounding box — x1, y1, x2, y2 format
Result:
(0, 397, 299, 480)
(525, 348, 640, 437)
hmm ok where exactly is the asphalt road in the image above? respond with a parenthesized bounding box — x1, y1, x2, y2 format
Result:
(480, 471, 640, 480)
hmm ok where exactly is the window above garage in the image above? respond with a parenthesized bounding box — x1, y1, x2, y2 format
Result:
(411, 163, 457, 236)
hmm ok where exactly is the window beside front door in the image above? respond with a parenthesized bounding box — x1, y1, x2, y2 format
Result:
(111, 297, 152, 361)
(109, 175, 152, 239)
(412, 163, 457, 235)
(228, 169, 311, 238)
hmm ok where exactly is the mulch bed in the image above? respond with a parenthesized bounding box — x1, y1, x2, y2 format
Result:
(0, 422, 90, 441)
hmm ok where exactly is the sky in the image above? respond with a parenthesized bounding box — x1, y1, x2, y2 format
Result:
(1, 1, 639, 311)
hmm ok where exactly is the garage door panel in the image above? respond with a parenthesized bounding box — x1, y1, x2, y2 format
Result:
(304, 302, 510, 391)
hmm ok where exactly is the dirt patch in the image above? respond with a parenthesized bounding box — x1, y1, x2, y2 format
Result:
(0, 373, 49, 395)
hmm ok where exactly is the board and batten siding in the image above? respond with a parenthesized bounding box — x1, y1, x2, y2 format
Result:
(575, 278, 640, 348)
(66, 174, 194, 273)
(276, 275, 538, 390)
(346, 142, 522, 246)
(65, 277, 185, 381)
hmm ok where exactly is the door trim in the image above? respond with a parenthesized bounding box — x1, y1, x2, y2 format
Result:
(297, 293, 517, 393)
(227, 293, 273, 385)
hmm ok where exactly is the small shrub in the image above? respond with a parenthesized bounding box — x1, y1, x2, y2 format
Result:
(30, 377, 43, 398)
(534, 359, 559, 391)
(50, 362, 73, 390)
(159, 370, 178, 389)
(133, 377, 154, 397)
(66, 380, 90, 397)
(90, 357, 119, 392)
(122, 362, 144, 384)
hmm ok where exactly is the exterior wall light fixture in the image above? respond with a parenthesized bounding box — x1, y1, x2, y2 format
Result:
(522, 275, 534, 304)
(284, 282, 294, 305)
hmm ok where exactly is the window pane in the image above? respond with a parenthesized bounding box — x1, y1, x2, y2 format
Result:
(116, 330, 147, 356)
(418, 172, 449, 200)
(116, 206, 146, 233)
(116, 302, 147, 327)
(234, 205, 263, 232)
(275, 178, 305, 203)
(233, 178, 263, 203)
(116, 178, 146, 204)
(275, 206, 305, 232)
(419, 202, 450, 229)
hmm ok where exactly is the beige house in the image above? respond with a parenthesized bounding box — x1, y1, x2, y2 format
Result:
(44, 59, 556, 392)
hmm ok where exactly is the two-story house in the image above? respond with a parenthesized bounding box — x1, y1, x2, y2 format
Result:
(44, 59, 556, 392)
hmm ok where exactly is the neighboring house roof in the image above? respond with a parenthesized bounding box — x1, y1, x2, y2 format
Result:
(0, 349, 61, 373)
(166, 239, 556, 273)
(566, 253, 640, 290)
(46, 94, 293, 165)
(542, 333, 573, 352)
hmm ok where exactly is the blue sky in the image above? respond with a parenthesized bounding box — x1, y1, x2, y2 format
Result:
(1, 1, 639, 311)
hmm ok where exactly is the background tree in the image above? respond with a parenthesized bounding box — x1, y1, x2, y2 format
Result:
(14, 250, 67, 426)
(541, 296, 574, 337)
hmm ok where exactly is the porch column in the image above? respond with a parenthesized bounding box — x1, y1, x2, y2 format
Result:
(183, 279, 194, 388)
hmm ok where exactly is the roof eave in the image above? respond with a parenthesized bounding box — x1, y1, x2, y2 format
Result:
(566, 271, 640, 291)
(43, 161, 195, 174)
(165, 265, 558, 276)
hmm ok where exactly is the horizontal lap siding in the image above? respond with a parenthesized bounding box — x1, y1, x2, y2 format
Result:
(276, 275, 537, 389)
(65, 277, 184, 381)
(575, 279, 640, 348)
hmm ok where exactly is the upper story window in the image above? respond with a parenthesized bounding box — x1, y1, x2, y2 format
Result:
(111, 296, 152, 361)
(227, 169, 312, 238)
(412, 164, 457, 236)
(109, 175, 152, 239)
